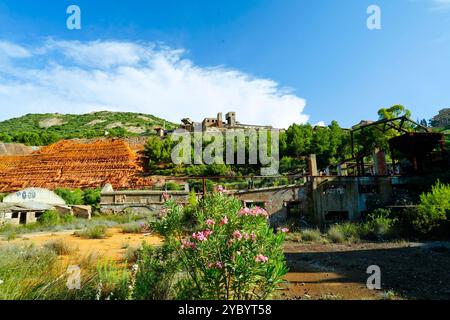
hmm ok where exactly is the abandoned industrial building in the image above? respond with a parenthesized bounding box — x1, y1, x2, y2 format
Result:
(0, 188, 91, 225)
(100, 183, 190, 214)
(0, 111, 448, 228)
(432, 108, 450, 128)
(180, 111, 273, 132)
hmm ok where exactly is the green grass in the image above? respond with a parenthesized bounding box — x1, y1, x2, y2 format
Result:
(326, 225, 346, 243)
(121, 222, 145, 234)
(44, 239, 78, 255)
(300, 229, 322, 242)
(75, 225, 108, 239)
(0, 244, 132, 300)
(0, 212, 152, 239)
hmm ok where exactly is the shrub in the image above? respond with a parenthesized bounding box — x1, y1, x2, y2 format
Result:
(121, 222, 146, 234)
(55, 188, 84, 205)
(96, 260, 130, 300)
(75, 225, 108, 239)
(361, 209, 397, 240)
(124, 246, 141, 263)
(326, 225, 346, 243)
(285, 232, 302, 242)
(44, 239, 77, 255)
(5, 230, 17, 241)
(39, 210, 61, 226)
(148, 193, 288, 300)
(132, 244, 178, 300)
(414, 180, 450, 234)
(83, 188, 101, 209)
(338, 223, 360, 239)
(61, 214, 75, 224)
(301, 229, 322, 242)
(166, 182, 183, 191)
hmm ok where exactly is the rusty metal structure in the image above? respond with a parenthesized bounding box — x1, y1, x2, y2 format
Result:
(348, 116, 433, 176)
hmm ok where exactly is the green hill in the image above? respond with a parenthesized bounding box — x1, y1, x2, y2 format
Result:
(0, 111, 178, 146)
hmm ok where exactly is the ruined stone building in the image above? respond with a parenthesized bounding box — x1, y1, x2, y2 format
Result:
(0, 187, 92, 225)
(432, 108, 450, 128)
(180, 111, 273, 132)
(100, 184, 190, 214)
(0, 188, 66, 225)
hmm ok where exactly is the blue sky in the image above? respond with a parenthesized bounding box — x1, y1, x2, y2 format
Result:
(0, 0, 449, 128)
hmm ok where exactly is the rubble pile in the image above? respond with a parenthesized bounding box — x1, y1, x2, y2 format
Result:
(0, 139, 155, 193)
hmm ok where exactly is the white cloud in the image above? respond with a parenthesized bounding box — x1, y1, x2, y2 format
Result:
(430, 0, 450, 11)
(0, 39, 308, 128)
(0, 41, 31, 59)
(314, 121, 326, 127)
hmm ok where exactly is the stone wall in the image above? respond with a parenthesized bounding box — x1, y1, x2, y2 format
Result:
(100, 190, 189, 214)
(230, 185, 303, 225)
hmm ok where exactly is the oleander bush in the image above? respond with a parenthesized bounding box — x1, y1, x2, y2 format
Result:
(146, 192, 288, 300)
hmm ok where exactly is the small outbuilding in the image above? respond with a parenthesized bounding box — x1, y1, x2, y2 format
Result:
(1, 188, 68, 225)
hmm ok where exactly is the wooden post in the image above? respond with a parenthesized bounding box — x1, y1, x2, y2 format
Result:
(202, 177, 206, 197)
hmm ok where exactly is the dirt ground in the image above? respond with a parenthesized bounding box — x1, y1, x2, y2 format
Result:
(1, 228, 163, 262)
(2, 229, 450, 300)
(281, 241, 450, 300)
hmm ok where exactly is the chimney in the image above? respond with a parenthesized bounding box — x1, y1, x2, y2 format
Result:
(217, 112, 223, 128)
(308, 154, 318, 176)
(373, 148, 387, 176)
(226, 112, 236, 126)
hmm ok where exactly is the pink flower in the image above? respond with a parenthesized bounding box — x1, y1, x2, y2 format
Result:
(238, 206, 269, 218)
(215, 185, 225, 193)
(253, 206, 269, 218)
(181, 240, 196, 249)
(162, 192, 171, 201)
(205, 219, 215, 227)
(238, 207, 251, 216)
(243, 233, 250, 240)
(250, 232, 257, 241)
(203, 229, 213, 237)
(158, 208, 168, 218)
(219, 216, 229, 226)
(192, 230, 213, 242)
(208, 261, 224, 269)
(278, 227, 289, 233)
(255, 254, 269, 263)
(232, 230, 243, 241)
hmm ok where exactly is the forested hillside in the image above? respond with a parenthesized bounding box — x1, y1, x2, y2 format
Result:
(0, 111, 177, 146)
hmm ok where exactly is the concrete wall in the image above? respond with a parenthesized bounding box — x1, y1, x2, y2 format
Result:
(100, 190, 189, 214)
(309, 176, 395, 223)
(0, 211, 38, 225)
(231, 185, 303, 225)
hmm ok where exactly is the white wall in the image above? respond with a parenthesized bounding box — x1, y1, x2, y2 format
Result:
(3, 188, 66, 205)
